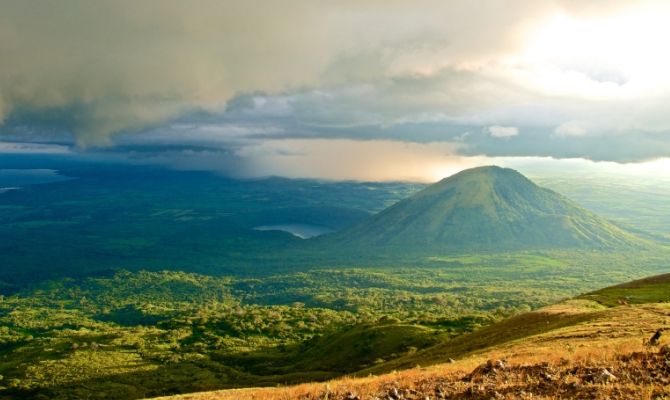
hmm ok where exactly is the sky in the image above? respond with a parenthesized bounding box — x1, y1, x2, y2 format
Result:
(2, 0, 670, 181)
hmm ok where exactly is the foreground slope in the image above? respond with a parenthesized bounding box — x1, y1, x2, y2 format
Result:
(323, 166, 647, 251)
(158, 273, 670, 400)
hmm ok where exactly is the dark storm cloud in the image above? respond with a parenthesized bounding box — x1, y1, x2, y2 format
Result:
(2, 0, 670, 174)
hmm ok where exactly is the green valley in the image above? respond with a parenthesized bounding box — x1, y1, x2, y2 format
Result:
(0, 247, 668, 399)
(1, 163, 669, 400)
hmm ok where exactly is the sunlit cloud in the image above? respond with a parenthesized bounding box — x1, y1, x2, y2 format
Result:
(230, 139, 478, 182)
(553, 121, 588, 137)
(516, 8, 670, 99)
(488, 126, 519, 139)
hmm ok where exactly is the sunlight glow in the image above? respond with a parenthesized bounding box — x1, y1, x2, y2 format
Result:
(628, 157, 670, 176)
(516, 7, 670, 100)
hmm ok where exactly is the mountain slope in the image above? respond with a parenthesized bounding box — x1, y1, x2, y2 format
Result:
(323, 166, 647, 251)
(362, 271, 670, 374)
(155, 272, 670, 400)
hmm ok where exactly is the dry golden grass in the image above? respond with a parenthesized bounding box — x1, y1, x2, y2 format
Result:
(149, 361, 479, 400)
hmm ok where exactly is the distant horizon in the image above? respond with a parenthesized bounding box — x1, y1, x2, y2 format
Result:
(4, 151, 670, 184)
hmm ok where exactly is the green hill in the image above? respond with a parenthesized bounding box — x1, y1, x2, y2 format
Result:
(362, 271, 670, 374)
(221, 322, 440, 379)
(149, 272, 670, 400)
(323, 166, 647, 251)
(578, 272, 670, 306)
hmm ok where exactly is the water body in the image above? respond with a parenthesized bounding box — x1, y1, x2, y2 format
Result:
(0, 187, 20, 194)
(254, 224, 334, 239)
(0, 169, 70, 187)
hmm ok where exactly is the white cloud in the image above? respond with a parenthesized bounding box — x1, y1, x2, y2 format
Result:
(0, 142, 71, 154)
(554, 121, 587, 137)
(488, 125, 519, 139)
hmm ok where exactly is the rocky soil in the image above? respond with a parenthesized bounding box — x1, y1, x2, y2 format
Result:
(301, 345, 670, 400)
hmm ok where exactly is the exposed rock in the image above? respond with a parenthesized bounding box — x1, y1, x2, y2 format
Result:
(466, 359, 507, 382)
(490, 390, 505, 399)
(493, 359, 506, 370)
(389, 387, 400, 399)
(650, 329, 663, 346)
(595, 368, 617, 384)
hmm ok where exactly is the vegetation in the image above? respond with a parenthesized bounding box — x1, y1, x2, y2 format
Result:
(323, 166, 649, 252)
(156, 273, 670, 400)
(2, 163, 670, 399)
(0, 269, 489, 399)
(0, 163, 423, 289)
(364, 271, 670, 374)
(578, 273, 670, 306)
(535, 173, 670, 241)
(1, 249, 668, 400)
(2, 164, 663, 293)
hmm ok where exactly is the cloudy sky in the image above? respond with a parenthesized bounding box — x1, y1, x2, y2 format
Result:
(2, 0, 670, 181)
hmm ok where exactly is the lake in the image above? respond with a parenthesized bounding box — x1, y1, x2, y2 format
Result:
(254, 224, 334, 239)
(0, 169, 70, 188)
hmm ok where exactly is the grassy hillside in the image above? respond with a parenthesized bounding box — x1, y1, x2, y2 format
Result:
(370, 272, 670, 373)
(579, 273, 670, 306)
(220, 323, 441, 377)
(0, 269, 498, 400)
(322, 166, 650, 252)
(158, 273, 670, 400)
(535, 174, 670, 240)
(1, 249, 669, 399)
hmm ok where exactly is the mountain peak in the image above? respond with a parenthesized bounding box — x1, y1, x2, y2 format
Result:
(441, 165, 512, 177)
(433, 165, 531, 187)
(326, 166, 646, 251)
